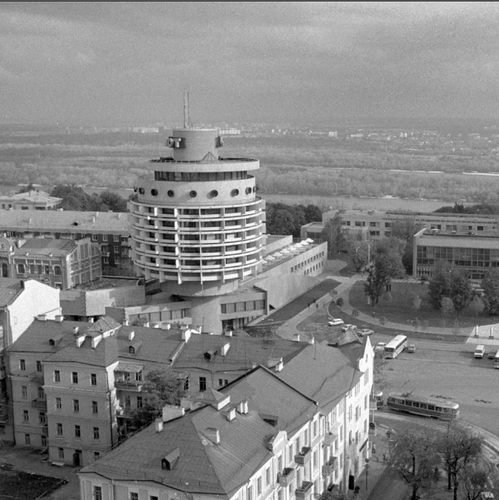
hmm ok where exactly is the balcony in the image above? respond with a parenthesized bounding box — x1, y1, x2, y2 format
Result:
(114, 379, 143, 391)
(31, 398, 47, 410)
(295, 446, 312, 465)
(295, 481, 314, 500)
(321, 457, 337, 477)
(277, 467, 295, 487)
(323, 432, 338, 445)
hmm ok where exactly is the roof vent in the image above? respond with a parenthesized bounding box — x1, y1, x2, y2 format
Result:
(260, 413, 279, 427)
(204, 350, 216, 361)
(73, 326, 79, 335)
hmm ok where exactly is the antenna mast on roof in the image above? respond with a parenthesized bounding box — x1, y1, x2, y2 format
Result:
(183, 90, 190, 129)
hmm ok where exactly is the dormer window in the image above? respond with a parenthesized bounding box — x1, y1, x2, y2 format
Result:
(161, 448, 180, 470)
(129, 346, 135, 354)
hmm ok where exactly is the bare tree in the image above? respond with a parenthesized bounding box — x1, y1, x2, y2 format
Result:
(389, 428, 440, 500)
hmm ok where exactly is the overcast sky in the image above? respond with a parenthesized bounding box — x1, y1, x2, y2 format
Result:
(1, 2, 499, 127)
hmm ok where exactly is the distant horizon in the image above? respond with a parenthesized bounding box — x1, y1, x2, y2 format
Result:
(1, 3, 499, 127)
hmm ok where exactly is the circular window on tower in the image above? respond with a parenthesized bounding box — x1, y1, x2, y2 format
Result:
(208, 190, 219, 199)
(151, 189, 158, 196)
(139, 187, 145, 195)
(190, 190, 197, 198)
(167, 190, 174, 197)
(231, 189, 239, 197)
(245, 187, 252, 195)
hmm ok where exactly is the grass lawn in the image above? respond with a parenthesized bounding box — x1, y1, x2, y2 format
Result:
(349, 280, 498, 329)
(0, 470, 66, 500)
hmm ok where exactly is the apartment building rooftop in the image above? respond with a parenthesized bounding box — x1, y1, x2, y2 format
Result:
(80, 365, 318, 496)
(0, 209, 129, 234)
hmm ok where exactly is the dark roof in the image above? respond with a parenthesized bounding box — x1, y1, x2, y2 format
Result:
(278, 341, 362, 411)
(80, 366, 318, 496)
(0, 279, 23, 307)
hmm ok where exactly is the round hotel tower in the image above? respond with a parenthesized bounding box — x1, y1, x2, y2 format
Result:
(129, 127, 265, 298)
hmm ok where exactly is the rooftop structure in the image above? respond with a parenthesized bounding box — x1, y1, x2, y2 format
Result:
(0, 190, 62, 210)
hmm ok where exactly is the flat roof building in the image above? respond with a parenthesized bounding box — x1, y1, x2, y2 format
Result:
(0, 190, 62, 211)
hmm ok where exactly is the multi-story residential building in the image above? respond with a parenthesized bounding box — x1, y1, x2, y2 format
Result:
(0, 209, 130, 274)
(0, 279, 60, 441)
(78, 337, 374, 499)
(0, 237, 102, 289)
(5, 316, 309, 465)
(0, 190, 62, 210)
(301, 209, 499, 242)
(413, 228, 499, 281)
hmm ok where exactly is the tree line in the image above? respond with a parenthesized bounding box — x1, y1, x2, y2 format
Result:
(49, 184, 128, 212)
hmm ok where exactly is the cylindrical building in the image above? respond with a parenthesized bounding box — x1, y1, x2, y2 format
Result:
(129, 127, 265, 298)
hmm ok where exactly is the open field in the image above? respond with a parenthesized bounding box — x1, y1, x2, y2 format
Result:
(349, 280, 498, 329)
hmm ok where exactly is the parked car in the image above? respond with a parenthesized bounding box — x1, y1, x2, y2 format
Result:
(407, 343, 416, 353)
(341, 324, 357, 332)
(357, 328, 374, 337)
(328, 318, 344, 326)
(375, 342, 386, 352)
(487, 350, 496, 360)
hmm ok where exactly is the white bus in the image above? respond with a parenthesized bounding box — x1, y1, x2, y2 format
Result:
(384, 335, 408, 359)
(494, 350, 499, 369)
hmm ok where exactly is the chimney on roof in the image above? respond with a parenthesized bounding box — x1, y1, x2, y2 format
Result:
(225, 330, 233, 337)
(36, 314, 46, 321)
(73, 326, 79, 335)
(76, 335, 85, 348)
(226, 407, 236, 421)
(204, 428, 220, 445)
(88, 317, 94, 324)
(123, 319, 129, 326)
(143, 321, 150, 328)
(181, 329, 191, 343)
(220, 342, 230, 357)
(274, 359, 284, 372)
(128, 330, 135, 341)
(308, 336, 315, 345)
(237, 400, 249, 415)
(293, 334, 301, 342)
(91, 335, 102, 349)
(55, 315, 64, 323)
(154, 417, 163, 433)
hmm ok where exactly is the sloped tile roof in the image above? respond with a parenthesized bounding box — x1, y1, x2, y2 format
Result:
(0, 278, 23, 306)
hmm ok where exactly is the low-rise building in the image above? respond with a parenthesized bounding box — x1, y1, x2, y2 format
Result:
(0, 237, 102, 289)
(413, 228, 499, 281)
(0, 209, 131, 274)
(0, 190, 62, 210)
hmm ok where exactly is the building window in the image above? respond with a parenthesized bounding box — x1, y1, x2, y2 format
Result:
(58, 448, 64, 460)
(93, 486, 102, 500)
(257, 477, 262, 495)
(247, 485, 253, 500)
(17, 263, 25, 274)
(92, 401, 98, 414)
(72, 372, 78, 384)
(54, 370, 60, 382)
(19, 359, 26, 371)
(136, 397, 143, 409)
(73, 399, 79, 413)
(53, 265, 61, 276)
(75, 425, 81, 438)
(56, 397, 62, 410)
(265, 466, 271, 486)
(23, 410, 29, 423)
(41, 435, 47, 447)
(94, 452, 100, 461)
(93, 427, 100, 440)
(130, 493, 138, 500)
(199, 377, 206, 392)
(25, 434, 30, 445)
(38, 387, 44, 399)
(57, 423, 63, 436)
(91, 373, 97, 386)
(36, 360, 42, 372)
(39, 412, 46, 424)
(21, 385, 27, 399)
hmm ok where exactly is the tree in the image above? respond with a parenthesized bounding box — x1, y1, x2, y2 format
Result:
(347, 240, 369, 272)
(129, 369, 186, 430)
(482, 269, 499, 315)
(321, 214, 347, 257)
(428, 264, 473, 313)
(364, 242, 405, 306)
(304, 204, 322, 222)
(391, 218, 423, 275)
(460, 463, 491, 500)
(99, 190, 128, 212)
(389, 428, 441, 500)
(438, 423, 483, 500)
